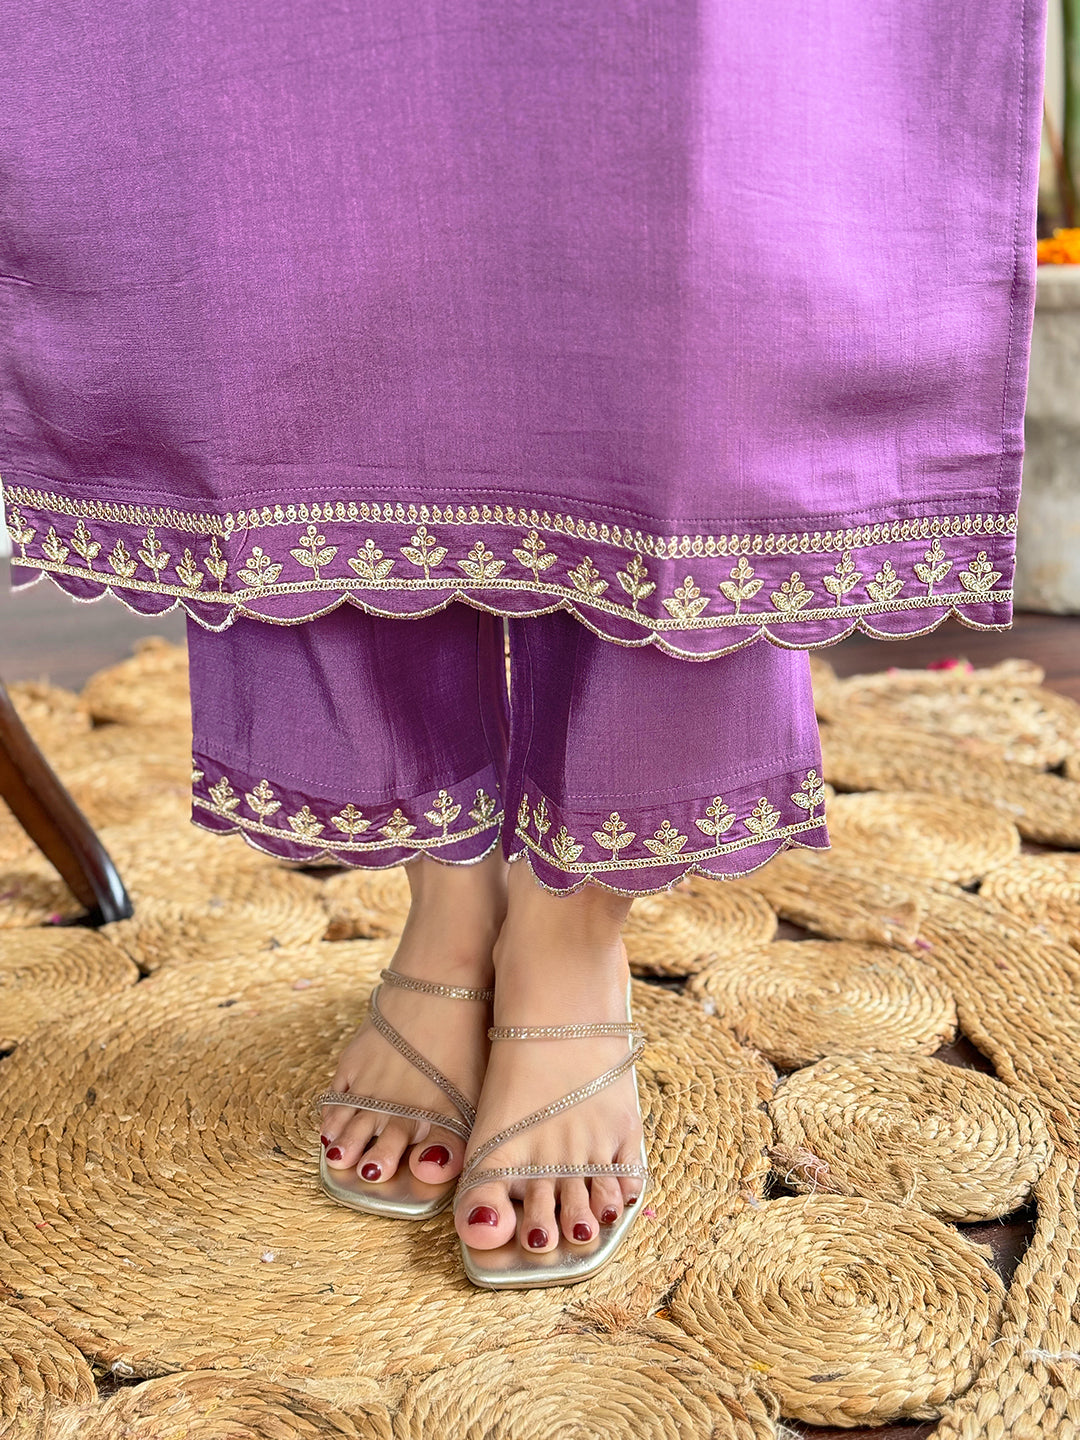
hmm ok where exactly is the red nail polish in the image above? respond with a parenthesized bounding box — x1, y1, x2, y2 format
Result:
(468, 1205, 499, 1226)
(418, 1144, 451, 1167)
(319, 1135, 330, 1147)
(601, 1207, 618, 1225)
(527, 1228, 548, 1249)
(325, 1146, 343, 1161)
(573, 1223, 592, 1242)
(626, 1196, 639, 1205)
(360, 1162, 381, 1181)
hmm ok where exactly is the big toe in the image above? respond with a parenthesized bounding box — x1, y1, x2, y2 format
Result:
(456, 1183, 517, 1249)
(408, 1129, 465, 1184)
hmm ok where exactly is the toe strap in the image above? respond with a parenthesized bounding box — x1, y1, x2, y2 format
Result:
(314, 1090, 471, 1142)
(455, 1160, 649, 1199)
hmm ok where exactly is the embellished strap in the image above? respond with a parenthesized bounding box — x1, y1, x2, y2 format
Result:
(488, 1022, 639, 1040)
(368, 985, 478, 1128)
(379, 968, 494, 1003)
(456, 1039, 647, 1199)
(313, 1090, 471, 1142)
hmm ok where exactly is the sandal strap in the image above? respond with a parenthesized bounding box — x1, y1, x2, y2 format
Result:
(380, 968, 494, 1002)
(369, 985, 478, 1128)
(314, 1090, 471, 1142)
(488, 1022, 639, 1040)
(456, 1038, 646, 1197)
(458, 1161, 649, 1190)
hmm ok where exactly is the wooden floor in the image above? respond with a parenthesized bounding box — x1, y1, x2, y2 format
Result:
(2, 564, 1076, 1438)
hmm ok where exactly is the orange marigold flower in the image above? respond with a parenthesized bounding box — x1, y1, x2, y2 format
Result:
(1037, 227, 1080, 264)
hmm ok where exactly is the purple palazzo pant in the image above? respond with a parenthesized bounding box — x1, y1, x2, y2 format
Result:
(186, 605, 827, 895)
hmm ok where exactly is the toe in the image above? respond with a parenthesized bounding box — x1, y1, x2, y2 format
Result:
(324, 1110, 377, 1168)
(408, 1126, 464, 1184)
(455, 1183, 517, 1250)
(521, 1181, 558, 1252)
(589, 1177, 624, 1228)
(355, 1117, 415, 1182)
(558, 1179, 597, 1245)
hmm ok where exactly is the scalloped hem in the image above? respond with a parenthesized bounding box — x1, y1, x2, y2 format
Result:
(11, 560, 1014, 661)
(504, 832, 832, 897)
(191, 814, 503, 871)
(5, 487, 1016, 659)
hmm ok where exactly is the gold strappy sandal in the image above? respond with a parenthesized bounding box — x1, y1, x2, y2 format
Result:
(454, 988, 650, 1288)
(314, 968, 493, 1220)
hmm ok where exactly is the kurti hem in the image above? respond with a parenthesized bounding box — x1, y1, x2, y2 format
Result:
(5, 485, 1016, 659)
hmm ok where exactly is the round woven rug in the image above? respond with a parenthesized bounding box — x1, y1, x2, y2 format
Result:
(0, 927, 140, 1049)
(824, 790, 1020, 885)
(0, 940, 774, 1389)
(687, 939, 957, 1069)
(980, 852, 1080, 953)
(23, 1371, 393, 1440)
(8, 681, 92, 755)
(670, 1194, 1006, 1427)
(768, 1051, 1051, 1220)
(321, 866, 412, 941)
(79, 637, 191, 730)
(820, 716, 1080, 848)
(393, 1322, 777, 1440)
(0, 1304, 96, 1435)
(0, 859, 85, 930)
(623, 877, 778, 978)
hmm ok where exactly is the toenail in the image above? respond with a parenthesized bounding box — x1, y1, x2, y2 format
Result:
(418, 1145, 451, 1167)
(319, 1135, 330, 1148)
(360, 1162, 381, 1181)
(325, 1147, 343, 1161)
(468, 1206, 499, 1226)
(601, 1207, 618, 1225)
(627, 1196, 639, 1205)
(572, 1223, 592, 1242)
(527, 1228, 548, 1249)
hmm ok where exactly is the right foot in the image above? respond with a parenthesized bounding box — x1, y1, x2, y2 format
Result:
(319, 853, 505, 1187)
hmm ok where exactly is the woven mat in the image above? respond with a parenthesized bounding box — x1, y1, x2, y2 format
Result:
(2, 641, 1080, 1436)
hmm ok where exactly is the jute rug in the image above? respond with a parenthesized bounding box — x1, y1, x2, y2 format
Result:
(1, 641, 1079, 1437)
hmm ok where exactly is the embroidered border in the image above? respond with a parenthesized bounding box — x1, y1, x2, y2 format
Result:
(509, 769, 828, 876)
(191, 763, 503, 860)
(5, 482, 1015, 647)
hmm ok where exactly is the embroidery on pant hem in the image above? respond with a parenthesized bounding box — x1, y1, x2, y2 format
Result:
(512, 769, 828, 875)
(191, 767, 502, 854)
(5, 486, 1014, 638)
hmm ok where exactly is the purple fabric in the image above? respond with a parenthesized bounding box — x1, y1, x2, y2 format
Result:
(3, 0, 1045, 655)
(187, 603, 826, 893)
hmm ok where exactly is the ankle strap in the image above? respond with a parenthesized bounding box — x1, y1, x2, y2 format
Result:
(379, 968, 494, 1002)
(488, 1022, 639, 1040)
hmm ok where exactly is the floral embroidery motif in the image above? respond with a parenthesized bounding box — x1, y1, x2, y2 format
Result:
(512, 769, 829, 875)
(5, 483, 1014, 644)
(194, 768, 504, 857)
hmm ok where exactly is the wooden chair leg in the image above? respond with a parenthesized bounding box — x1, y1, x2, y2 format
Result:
(0, 678, 132, 925)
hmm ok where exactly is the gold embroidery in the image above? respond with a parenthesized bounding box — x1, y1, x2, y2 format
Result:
(401, 524, 447, 578)
(593, 812, 635, 857)
(458, 541, 504, 582)
(914, 537, 951, 595)
(331, 804, 371, 837)
(513, 769, 828, 874)
(958, 551, 1002, 597)
(288, 805, 324, 840)
(237, 545, 282, 588)
(245, 779, 281, 818)
(6, 506, 35, 555)
(41, 526, 69, 566)
(662, 575, 709, 622)
(138, 528, 170, 582)
(176, 548, 205, 590)
(194, 766, 503, 855)
(206, 535, 229, 588)
(290, 523, 338, 579)
(822, 551, 861, 605)
(423, 789, 462, 836)
(71, 519, 100, 569)
(616, 554, 655, 610)
(867, 559, 903, 603)
(512, 529, 558, 581)
(566, 555, 608, 598)
(770, 571, 813, 614)
(348, 538, 395, 582)
(531, 795, 551, 839)
(108, 537, 138, 580)
(718, 556, 762, 614)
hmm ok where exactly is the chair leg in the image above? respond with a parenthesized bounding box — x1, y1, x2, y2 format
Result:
(0, 678, 132, 925)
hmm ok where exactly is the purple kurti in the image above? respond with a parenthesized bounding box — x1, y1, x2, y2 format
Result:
(1, 0, 1045, 657)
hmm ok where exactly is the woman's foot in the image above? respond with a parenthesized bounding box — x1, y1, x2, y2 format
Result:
(455, 862, 645, 1253)
(320, 851, 506, 1187)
